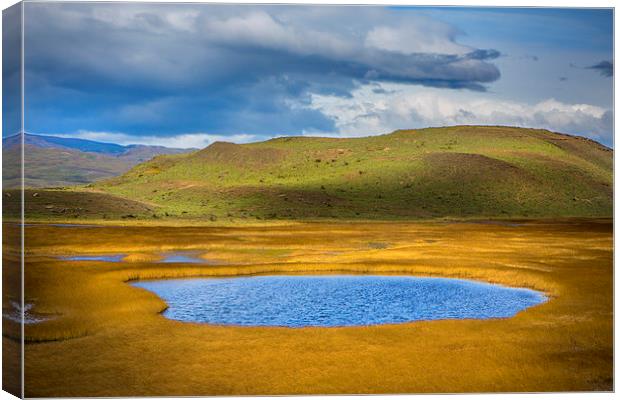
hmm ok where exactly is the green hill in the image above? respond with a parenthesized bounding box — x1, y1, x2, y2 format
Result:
(83, 126, 612, 221)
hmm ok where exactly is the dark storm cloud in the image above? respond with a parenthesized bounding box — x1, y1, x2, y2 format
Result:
(3, 4, 22, 136)
(465, 49, 501, 60)
(586, 61, 613, 77)
(23, 3, 502, 137)
(521, 54, 539, 62)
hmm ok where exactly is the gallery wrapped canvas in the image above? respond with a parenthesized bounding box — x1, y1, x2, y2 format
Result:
(1, 1, 614, 398)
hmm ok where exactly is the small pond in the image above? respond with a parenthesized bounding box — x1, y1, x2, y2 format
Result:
(61, 251, 210, 264)
(63, 254, 127, 262)
(131, 275, 546, 327)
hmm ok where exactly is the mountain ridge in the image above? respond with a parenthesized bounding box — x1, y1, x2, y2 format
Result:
(2, 133, 196, 188)
(3, 133, 196, 155)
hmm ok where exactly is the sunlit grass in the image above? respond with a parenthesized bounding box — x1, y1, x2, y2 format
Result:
(12, 219, 613, 396)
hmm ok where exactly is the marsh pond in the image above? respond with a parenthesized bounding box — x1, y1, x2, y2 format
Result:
(131, 275, 546, 327)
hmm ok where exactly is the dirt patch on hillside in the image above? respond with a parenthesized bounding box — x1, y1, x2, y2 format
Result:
(533, 131, 612, 171)
(423, 152, 532, 182)
(3, 189, 154, 220)
(220, 186, 349, 219)
(191, 142, 287, 167)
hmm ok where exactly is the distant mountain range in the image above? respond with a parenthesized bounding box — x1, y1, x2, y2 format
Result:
(2, 133, 195, 188)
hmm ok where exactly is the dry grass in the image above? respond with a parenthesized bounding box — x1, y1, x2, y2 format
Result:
(8, 219, 612, 396)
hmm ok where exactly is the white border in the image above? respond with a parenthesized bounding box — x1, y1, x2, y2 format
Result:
(0, 1, 616, 400)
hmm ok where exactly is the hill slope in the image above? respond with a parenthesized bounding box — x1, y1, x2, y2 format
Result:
(89, 126, 612, 221)
(2, 133, 195, 188)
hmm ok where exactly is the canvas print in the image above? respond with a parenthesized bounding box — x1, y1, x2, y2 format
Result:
(1, 2, 614, 397)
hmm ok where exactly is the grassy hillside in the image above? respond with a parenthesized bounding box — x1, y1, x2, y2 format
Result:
(82, 126, 611, 221)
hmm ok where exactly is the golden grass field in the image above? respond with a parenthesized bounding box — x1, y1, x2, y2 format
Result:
(2, 219, 613, 396)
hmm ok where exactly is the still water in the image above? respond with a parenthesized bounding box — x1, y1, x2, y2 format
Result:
(62, 251, 208, 263)
(131, 275, 546, 327)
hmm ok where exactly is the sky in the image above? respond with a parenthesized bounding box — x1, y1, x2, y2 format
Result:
(3, 3, 614, 147)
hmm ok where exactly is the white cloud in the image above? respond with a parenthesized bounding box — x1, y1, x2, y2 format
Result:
(51, 131, 260, 149)
(205, 12, 295, 51)
(305, 83, 612, 142)
(90, 6, 199, 33)
(196, 11, 498, 86)
(204, 12, 470, 59)
(201, 12, 361, 59)
(365, 20, 470, 55)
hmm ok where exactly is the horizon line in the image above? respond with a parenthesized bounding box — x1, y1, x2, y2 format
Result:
(1, 125, 613, 150)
